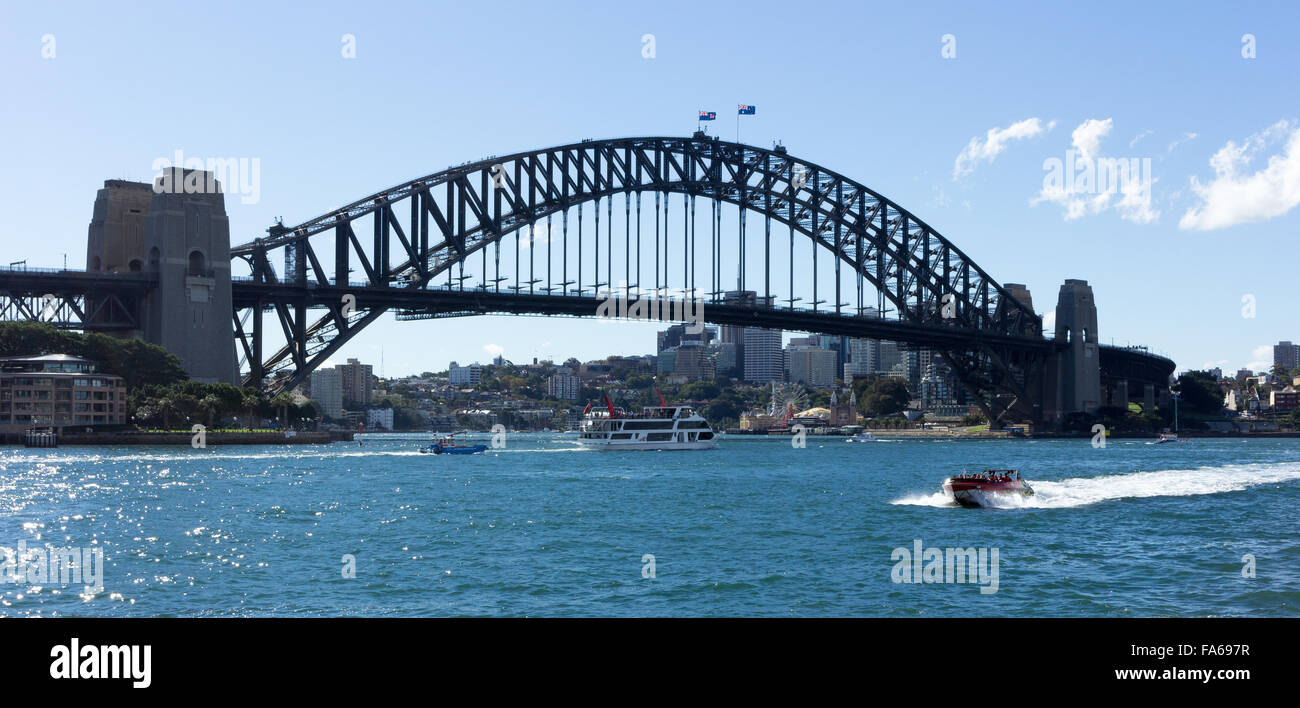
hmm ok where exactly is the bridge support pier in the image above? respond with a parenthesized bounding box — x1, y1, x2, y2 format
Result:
(1106, 379, 1130, 409)
(140, 168, 239, 385)
(1043, 279, 1102, 425)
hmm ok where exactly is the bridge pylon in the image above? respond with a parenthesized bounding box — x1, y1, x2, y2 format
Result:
(1043, 278, 1102, 423)
(86, 168, 243, 384)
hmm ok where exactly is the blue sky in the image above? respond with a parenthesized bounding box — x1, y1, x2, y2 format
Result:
(2, 1, 1298, 377)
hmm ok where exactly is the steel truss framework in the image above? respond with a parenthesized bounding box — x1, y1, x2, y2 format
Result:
(0, 269, 151, 332)
(229, 136, 1054, 421)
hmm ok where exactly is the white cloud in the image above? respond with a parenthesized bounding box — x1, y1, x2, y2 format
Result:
(1041, 309, 1056, 336)
(483, 343, 505, 358)
(1166, 132, 1198, 153)
(953, 118, 1054, 179)
(1178, 120, 1300, 230)
(1072, 118, 1112, 161)
(1129, 130, 1153, 148)
(1244, 345, 1274, 372)
(1116, 173, 1160, 224)
(1032, 118, 1159, 224)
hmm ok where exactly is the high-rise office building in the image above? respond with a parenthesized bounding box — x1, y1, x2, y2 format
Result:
(720, 291, 775, 379)
(448, 362, 482, 387)
(547, 373, 581, 401)
(657, 323, 715, 352)
(743, 328, 784, 383)
(337, 358, 373, 406)
(310, 368, 343, 419)
(785, 345, 838, 388)
(1275, 341, 1300, 373)
(848, 338, 879, 376)
(672, 342, 715, 381)
(877, 340, 902, 374)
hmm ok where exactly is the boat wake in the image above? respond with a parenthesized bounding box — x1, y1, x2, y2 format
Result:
(891, 461, 1300, 509)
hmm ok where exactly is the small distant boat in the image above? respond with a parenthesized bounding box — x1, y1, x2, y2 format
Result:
(419, 433, 487, 455)
(941, 469, 1034, 508)
(844, 431, 875, 443)
(1149, 433, 1184, 445)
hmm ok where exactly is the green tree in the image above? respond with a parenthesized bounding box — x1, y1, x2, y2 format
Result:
(241, 390, 266, 428)
(0, 322, 186, 388)
(1175, 371, 1223, 416)
(855, 378, 911, 416)
(157, 395, 178, 430)
(199, 394, 221, 428)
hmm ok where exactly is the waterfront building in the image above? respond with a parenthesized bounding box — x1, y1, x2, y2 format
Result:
(310, 368, 344, 419)
(366, 407, 394, 430)
(739, 411, 777, 431)
(0, 354, 127, 432)
(337, 358, 373, 405)
(829, 389, 857, 426)
(449, 361, 482, 387)
(547, 373, 581, 401)
(1270, 388, 1299, 412)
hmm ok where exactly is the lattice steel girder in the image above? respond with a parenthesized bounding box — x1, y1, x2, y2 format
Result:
(228, 135, 1044, 390)
(232, 137, 1038, 328)
(0, 269, 151, 331)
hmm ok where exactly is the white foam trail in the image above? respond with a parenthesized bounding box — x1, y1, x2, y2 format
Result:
(892, 462, 1300, 509)
(891, 491, 958, 507)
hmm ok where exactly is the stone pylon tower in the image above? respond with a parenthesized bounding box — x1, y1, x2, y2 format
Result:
(139, 168, 239, 384)
(1048, 279, 1101, 419)
(86, 180, 153, 276)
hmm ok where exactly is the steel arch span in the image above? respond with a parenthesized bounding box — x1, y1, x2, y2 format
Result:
(230, 135, 1046, 421)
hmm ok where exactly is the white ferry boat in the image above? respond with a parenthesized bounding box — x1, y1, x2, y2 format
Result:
(578, 399, 717, 451)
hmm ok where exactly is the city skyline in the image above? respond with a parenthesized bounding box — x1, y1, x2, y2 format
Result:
(3, 1, 1299, 378)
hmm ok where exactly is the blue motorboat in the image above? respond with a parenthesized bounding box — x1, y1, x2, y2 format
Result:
(419, 433, 487, 455)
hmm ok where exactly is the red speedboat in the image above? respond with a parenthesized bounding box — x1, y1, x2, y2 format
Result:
(941, 469, 1034, 507)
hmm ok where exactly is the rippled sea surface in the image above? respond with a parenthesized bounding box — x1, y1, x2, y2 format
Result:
(1, 434, 1298, 616)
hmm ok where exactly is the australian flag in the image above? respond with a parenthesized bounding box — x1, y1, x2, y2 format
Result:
(738, 105, 756, 115)
(699, 110, 716, 121)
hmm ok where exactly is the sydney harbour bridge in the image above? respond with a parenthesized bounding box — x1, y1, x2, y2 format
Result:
(0, 134, 1174, 427)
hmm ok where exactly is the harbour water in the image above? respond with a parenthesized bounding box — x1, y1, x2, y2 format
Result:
(2, 435, 1297, 616)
